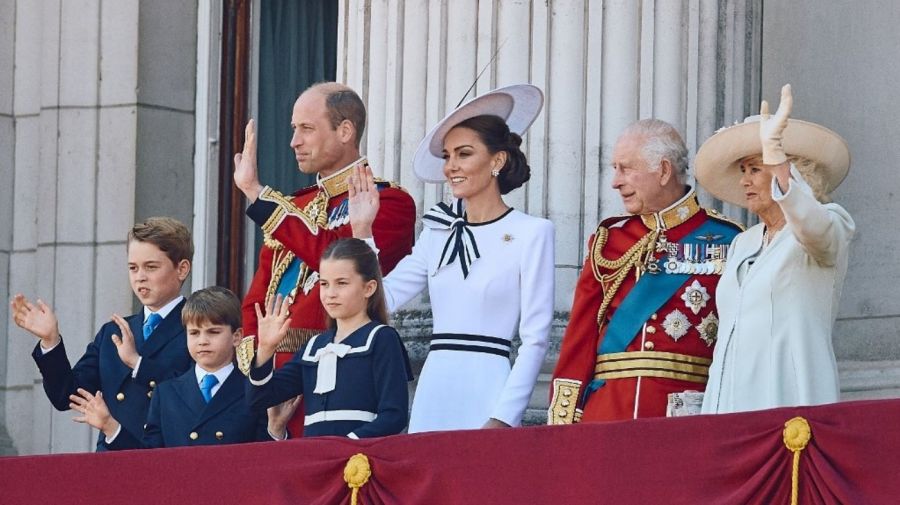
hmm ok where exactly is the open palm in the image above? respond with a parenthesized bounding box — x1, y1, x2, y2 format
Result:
(347, 164, 380, 237)
(11, 294, 60, 344)
(233, 119, 264, 201)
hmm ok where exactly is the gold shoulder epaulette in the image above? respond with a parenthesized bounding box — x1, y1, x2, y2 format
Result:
(704, 208, 746, 232)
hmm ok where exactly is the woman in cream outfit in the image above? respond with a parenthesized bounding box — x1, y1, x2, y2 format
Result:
(696, 85, 855, 414)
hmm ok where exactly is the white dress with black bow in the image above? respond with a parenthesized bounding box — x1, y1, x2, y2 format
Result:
(382, 200, 555, 432)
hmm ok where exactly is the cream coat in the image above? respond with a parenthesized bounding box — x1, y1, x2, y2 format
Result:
(702, 167, 855, 414)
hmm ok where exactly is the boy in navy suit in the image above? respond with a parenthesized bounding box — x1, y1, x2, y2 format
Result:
(11, 217, 195, 451)
(69, 286, 297, 448)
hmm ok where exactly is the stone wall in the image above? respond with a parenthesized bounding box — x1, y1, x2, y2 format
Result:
(0, 0, 197, 455)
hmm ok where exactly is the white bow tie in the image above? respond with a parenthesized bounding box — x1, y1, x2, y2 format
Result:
(312, 342, 352, 394)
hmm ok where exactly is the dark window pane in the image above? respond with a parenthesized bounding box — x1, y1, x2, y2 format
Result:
(255, 0, 338, 255)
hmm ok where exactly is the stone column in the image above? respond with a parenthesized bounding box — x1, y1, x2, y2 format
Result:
(336, 0, 763, 423)
(0, 0, 197, 454)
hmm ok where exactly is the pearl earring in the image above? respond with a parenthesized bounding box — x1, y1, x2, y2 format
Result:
(491, 168, 500, 177)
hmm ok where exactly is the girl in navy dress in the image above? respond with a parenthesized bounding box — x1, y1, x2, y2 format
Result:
(247, 238, 412, 438)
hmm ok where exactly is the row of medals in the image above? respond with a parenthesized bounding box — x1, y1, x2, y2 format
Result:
(645, 234, 728, 276)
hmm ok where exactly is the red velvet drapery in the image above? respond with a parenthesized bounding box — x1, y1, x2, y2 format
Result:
(2, 399, 898, 504)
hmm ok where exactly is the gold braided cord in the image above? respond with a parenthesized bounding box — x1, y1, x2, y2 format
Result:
(303, 189, 330, 229)
(782, 417, 812, 505)
(590, 226, 659, 332)
(266, 249, 295, 304)
(344, 453, 372, 505)
(263, 233, 284, 251)
(258, 187, 324, 235)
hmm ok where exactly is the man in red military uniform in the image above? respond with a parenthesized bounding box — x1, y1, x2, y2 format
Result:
(233, 82, 416, 435)
(549, 119, 742, 424)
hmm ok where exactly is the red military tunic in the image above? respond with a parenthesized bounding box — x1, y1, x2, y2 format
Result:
(549, 190, 742, 423)
(241, 159, 416, 434)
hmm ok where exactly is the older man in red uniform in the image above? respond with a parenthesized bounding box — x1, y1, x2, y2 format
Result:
(549, 119, 742, 424)
(234, 82, 416, 435)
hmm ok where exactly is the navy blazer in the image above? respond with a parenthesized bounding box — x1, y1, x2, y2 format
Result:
(31, 300, 194, 451)
(107, 366, 270, 449)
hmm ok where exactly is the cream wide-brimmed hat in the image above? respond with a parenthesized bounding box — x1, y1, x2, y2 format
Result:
(694, 116, 850, 207)
(413, 84, 544, 183)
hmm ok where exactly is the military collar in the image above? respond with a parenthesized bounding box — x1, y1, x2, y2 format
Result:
(317, 156, 367, 198)
(640, 187, 701, 230)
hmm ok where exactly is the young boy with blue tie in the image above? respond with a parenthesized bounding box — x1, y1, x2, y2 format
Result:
(69, 286, 297, 448)
(11, 217, 195, 451)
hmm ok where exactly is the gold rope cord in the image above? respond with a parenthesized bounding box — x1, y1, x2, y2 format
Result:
(590, 227, 659, 333)
(303, 189, 330, 229)
(782, 417, 812, 505)
(344, 453, 372, 505)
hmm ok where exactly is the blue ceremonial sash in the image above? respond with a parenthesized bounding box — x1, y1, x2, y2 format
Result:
(276, 258, 303, 298)
(583, 218, 739, 399)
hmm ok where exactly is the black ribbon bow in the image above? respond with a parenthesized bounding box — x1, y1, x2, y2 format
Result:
(422, 200, 481, 278)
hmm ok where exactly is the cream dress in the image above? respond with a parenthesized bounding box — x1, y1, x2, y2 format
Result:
(702, 167, 855, 414)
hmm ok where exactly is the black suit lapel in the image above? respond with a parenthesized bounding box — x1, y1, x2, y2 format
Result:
(141, 299, 186, 357)
(195, 368, 243, 427)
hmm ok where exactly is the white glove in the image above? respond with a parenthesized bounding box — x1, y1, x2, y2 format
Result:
(759, 84, 792, 165)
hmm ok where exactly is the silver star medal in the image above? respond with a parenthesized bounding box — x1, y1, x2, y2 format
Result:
(680, 280, 710, 315)
(662, 309, 691, 342)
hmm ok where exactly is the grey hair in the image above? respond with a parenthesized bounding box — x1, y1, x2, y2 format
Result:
(621, 119, 689, 184)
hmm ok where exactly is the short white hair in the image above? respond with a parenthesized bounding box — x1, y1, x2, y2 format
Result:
(620, 119, 689, 184)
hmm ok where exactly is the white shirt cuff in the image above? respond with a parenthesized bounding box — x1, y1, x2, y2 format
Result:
(130, 356, 143, 378)
(771, 163, 812, 201)
(268, 427, 288, 441)
(362, 237, 380, 256)
(104, 424, 122, 444)
(39, 338, 61, 354)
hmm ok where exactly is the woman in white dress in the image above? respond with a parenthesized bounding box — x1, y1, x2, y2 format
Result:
(349, 84, 554, 432)
(695, 85, 855, 414)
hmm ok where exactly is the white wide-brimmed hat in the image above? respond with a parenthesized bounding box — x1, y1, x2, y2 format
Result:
(413, 84, 544, 183)
(694, 116, 850, 207)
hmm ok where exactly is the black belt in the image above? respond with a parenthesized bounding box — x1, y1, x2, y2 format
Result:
(430, 333, 511, 358)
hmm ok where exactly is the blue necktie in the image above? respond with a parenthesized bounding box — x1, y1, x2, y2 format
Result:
(143, 312, 163, 340)
(200, 374, 218, 403)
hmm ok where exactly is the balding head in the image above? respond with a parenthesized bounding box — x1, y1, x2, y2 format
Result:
(300, 82, 367, 147)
